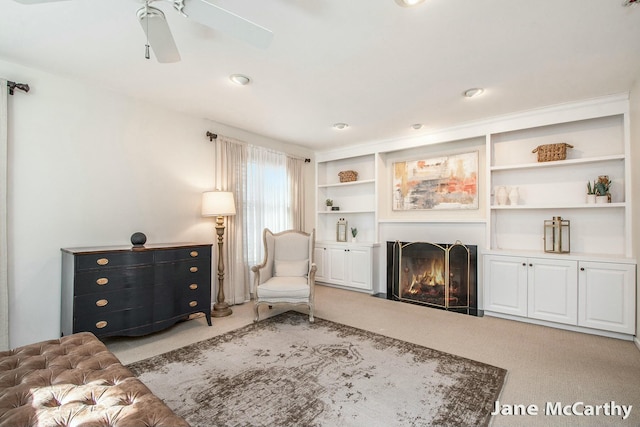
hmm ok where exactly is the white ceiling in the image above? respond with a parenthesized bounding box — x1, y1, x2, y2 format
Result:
(2, 0, 640, 152)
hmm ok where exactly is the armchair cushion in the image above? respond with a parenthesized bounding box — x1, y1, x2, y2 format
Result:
(274, 259, 309, 277)
(258, 277, 310, 300)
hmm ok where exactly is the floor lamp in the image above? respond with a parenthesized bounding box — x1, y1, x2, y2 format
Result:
(202, 190, 236, 318)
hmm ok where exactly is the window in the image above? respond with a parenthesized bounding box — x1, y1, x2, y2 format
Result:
(244, 146, 291, 268)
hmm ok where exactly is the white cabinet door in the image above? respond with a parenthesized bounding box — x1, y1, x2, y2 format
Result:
(315, 244, 374, 291)
(527, 258, 577, 325)
(314, 246, 328, 281)
(328, 246, 348, 285)
(346, 246, 372, 291)
(484, 255, 528, 316)
(578, 261, 636, 334)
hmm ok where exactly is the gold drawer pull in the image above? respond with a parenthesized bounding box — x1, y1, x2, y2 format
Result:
(189, 301, 197, 307)
(95, 299, 108, 307)
(96, 278, 109, 286)
(189, 266, 198, 273)
(189, 284, 198, 290)
(96, 258, 109, 266)
(96, 321, 108, 329)
(190, 251, 199, 258)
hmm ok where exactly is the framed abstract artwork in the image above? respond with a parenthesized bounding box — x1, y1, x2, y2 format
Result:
(393, 151, 478, 210)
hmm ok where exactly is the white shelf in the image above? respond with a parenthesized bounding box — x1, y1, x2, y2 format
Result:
(318, 179, 375, 188)
(482, 248, 637, 264)
(491, 154, 625, 171)
(490, 202, 625, 210)
(318, 210, 376, 214)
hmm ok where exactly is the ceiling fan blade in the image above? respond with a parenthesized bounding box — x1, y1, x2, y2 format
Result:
(138, 6, 181, 63)
(182, 0, 273, 49)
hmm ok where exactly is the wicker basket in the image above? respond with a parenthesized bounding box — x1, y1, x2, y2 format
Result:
(338, 170, 358, 183)
(532, 143, 574, 162)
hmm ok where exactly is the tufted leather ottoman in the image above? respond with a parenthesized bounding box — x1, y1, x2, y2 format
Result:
(0, 332, 189, 427)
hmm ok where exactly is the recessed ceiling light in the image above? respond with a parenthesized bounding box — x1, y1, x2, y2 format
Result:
(411, 124, 423, 130)
(394, 0, 426, 6)
(229, 74, 251, 85)
(463, 88, 484, 98)
(333, 123, 349, 130)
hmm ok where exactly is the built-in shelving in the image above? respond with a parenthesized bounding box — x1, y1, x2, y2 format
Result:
(314, 96, 635, 336)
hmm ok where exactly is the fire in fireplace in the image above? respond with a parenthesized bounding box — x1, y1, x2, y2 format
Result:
(387, 241, 479, 316)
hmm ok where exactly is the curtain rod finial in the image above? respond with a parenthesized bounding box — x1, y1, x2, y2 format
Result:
(7, 81, 30, 95)
(206, 131, 217, 141)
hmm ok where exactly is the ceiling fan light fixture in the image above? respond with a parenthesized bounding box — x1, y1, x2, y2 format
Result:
(394, 0, 426, 7)
(333, 123, 349, 130)
(463, 88, 485, 98)
(411, 124, 423, 130)
(229, 74, 251, 85)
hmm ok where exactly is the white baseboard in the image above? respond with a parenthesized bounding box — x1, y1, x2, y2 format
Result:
(484, 311, 635, 341)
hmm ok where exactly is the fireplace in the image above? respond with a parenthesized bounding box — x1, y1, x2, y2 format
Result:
(387, 241, 480, 316)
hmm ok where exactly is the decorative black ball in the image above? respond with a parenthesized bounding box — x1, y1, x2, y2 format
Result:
(130, 232, 147, 247)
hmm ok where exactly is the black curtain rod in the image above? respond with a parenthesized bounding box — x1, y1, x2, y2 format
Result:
(206, 130, 311, 163)
(7, 81, 30, 95)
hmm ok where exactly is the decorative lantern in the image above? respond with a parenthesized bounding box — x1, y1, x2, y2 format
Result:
(336, 217, 348, 242)
(544, 216, 570, 253)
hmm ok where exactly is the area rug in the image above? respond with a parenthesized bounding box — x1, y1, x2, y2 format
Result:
(127, 311, 506, 427)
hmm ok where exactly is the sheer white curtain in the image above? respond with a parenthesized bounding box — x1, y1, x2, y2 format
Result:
(215, 136, 250, 305)
(0, 80, 9, 350)
(287, 156, 306, 231)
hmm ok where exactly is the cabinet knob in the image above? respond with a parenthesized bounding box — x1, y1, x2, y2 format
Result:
(95, 321, 108, 329)
(529, 263, 533, 267)
(580, 267, 585, 271)
(95, 299, 108, 307)
(190, 251, 199, 258)
(96, 277, 109, 286)
(190, 266, 199, 273)
(189, 284, 198, 290)
(522, 263, 526, 266)
(96, 258, 109, 266)
(189, 301, 198, 307)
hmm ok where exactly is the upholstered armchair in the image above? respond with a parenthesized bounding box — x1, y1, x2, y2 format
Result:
(251, 228, 317, 322)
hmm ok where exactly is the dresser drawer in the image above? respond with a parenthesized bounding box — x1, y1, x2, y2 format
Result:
(74, 265, 154, 296)
(74, 286, 152, 317)
(76, 251, 154, 271)
(74, 308, 153, 337)
(155, 258, 211, 285)
(155, 246, 211, 263)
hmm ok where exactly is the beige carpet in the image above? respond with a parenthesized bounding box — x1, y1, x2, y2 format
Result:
(105, 284, 640, 427)
(126, 311, 506, 427)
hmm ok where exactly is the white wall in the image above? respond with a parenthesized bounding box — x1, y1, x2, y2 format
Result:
(1, 59, 313, 347)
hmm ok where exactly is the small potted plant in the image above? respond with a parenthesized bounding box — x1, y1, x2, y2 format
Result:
(325, 199, 333, 211)
(594, 175, 611, 204)
(351, 227, 358, 242)
(586, 181, 596, 204)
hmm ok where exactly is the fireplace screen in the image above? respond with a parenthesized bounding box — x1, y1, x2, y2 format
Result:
(387, 241, 478, 315)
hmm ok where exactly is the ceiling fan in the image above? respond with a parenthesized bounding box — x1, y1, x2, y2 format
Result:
(13, 0, 274, 63)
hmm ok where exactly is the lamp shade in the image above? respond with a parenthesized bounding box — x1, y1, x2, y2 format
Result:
(202, 191, 236, 217)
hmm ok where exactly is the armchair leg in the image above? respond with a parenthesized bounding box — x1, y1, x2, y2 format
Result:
(309, 304, 314, 323)
(253, 303, 260, 323)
